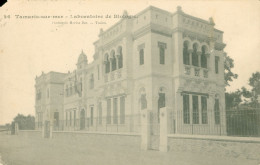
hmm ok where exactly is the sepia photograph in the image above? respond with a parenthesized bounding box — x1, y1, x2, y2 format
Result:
(0, 0, 260, 164)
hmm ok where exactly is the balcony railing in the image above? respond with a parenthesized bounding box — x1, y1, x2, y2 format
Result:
(184, 65, 208, 78)
(104, 69, 123, 83)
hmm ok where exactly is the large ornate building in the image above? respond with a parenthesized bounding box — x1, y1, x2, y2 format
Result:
(35, 6, 226, 135)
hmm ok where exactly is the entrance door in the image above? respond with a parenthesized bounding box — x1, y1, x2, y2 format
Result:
(80, 109, 85, 130)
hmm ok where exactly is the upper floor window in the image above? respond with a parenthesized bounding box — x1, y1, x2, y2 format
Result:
(201, 46, 207, 68)
(138, 43, 145, 65)
(117, 46, 123, 69)
(36, 90, 41, 100)
(69, 84, 72, 96)
(158, 42, 167, 65)
(192, 43, 199, 67)
(183, 41, 190, 65)
(215, 56, 219, 74)
(90, 74, 94, 89)
(65, 85, 69, 97)
(111, 50, 117, 71)
(105, 54, 110, 73)
(139, 49, 144, 65)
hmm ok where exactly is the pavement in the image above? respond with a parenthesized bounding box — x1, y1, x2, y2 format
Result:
(0, 133, 259, 165)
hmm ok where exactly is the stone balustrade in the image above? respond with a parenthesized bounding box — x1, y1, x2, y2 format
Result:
(184, 65, 209, 78)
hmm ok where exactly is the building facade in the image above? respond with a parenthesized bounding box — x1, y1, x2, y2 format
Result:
(35, 6, 226, 135)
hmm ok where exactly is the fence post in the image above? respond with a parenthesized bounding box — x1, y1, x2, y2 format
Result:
(160, 107, 170, 152)
(141, 109, 151, 150)
(14, 122, 19, 135)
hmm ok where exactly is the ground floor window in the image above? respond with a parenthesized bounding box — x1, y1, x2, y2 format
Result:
(192, 95, 199, 124)
(113, 98, 118, 124)
(201, 96, 208, 124)
(183, 94, 190, 124)
(120, 96, 125, 124)
(107, 99, 111, 124)
(90, 107, 94, 126)
(98, 102, 102, 125)
(183, 94, 209, 125)
(214, 99, 220, 124)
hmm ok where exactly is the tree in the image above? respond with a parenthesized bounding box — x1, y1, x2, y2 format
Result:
(11, 114, 35, 130)
(225, 89, 242, 109)
(224, 53, 238, 87)
(241, 72, 260, 108)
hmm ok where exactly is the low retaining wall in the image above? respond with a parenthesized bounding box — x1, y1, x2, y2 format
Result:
(52, 131, 141, 150)
(18, 130, 41, 138)
(168, 134, 260, 161)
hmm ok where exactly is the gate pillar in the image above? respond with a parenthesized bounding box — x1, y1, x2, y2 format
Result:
(141, 109, 151, 150)
(159, 107, 170, 152)
(14, 122, 19, 135)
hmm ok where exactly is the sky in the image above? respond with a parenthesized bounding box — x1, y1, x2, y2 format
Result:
(0, 0, 259, 125)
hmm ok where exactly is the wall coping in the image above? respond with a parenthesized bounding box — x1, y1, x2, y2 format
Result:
(19, 130, 41, 132)
(53, 131, 141, 136)
(168, 134, 260, 143)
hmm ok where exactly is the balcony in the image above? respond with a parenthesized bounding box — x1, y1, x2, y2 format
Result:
(104, 69, 123, 83)
(184, 65, 209, 78)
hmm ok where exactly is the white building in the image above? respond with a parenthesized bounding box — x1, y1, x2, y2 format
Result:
(35, 6, 226, 135)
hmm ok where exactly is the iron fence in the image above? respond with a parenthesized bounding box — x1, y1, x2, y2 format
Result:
(34, 108, 260, 137)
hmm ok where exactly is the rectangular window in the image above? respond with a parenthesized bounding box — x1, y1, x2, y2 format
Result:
(201, 96, 208, 124)
(90, 107, 94, 126)
(183, 94, 190, 124)
(107, 99, 111, 124)
(113, 98, 118, 124)
(192, 95, 199, 124)
(139, 49, 144, 65)
(70, 111, 72, 126)
(97, 65, 100, 80)
(98, 102, 102, 125)
(214, 99, 220, 124)
(215, 56, 219, 74)
(120, 96, 125, 124)
(74, 110, 76, 126)
(159, 47, 165, 64)
(66, 111, 68, 126)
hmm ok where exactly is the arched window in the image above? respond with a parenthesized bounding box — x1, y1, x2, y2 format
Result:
(141, 94, 147, 110)
(111, 50, 117, 71)
(117, 46, 123, 69)
(69, 84, 72, 96)
(139, 87, 147, 110)
(201, 46, 207, 68)
(139, 49, 144, 65)
(158, 88, 166, 122)
(183, 41, 190, 65)
(192, 43, 199, 67)
(159, 47, 165, 64)
(65, 85, 69, 97)
(105, 54, 110, 73)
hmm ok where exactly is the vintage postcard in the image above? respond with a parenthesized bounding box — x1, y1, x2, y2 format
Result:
(0, 0, 260, 165)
